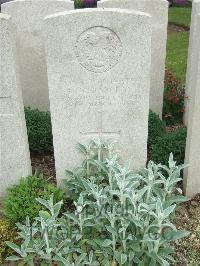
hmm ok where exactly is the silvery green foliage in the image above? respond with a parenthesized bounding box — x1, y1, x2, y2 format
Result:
(64, 139, 189, 265)
(6, 139, 189, 265)
(6, 196, 90, 265)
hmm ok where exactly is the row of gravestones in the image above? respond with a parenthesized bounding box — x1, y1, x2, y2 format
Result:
(1, 0, 168, 115)
(0, 0, 199, 198)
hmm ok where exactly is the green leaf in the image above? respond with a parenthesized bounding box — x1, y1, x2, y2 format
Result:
(6, 242, 23, 256)
(6, 255, 21, 261)
(164, 230, 190, 242)
(129, 251, 135, 262)
(121, 254, 128, 265)
(54, 254, 71, 266)
(163, 205, 176, 219)
(102, 239, 112, 247)
(77, 143, 89, 154)
(115, 252, 127, 265)
(39, 210, 51, 219)
(36, 197, 51, 211)
(164, 195, 188, 207)
(105, 226, 118, 237)
(75, 253, 87, 264)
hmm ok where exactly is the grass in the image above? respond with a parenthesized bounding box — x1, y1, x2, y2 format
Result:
(168, 3, 192, 28)
(166, 31, 190, 82)
(166, 4, 192, 82)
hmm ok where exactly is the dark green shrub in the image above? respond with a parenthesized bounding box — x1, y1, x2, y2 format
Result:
(74, 0, 85, 8)
(151, 127, 187, 166)
(148, 110, 166, 146)
(25, 107, 53, 152)
(74, 0, 97, 8)
(4, 174, 65, 223)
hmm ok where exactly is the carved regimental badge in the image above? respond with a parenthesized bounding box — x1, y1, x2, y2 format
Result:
(75, 26, 122, 73)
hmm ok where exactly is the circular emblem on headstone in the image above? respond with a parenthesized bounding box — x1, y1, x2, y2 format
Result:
(75, 26, 122, 73)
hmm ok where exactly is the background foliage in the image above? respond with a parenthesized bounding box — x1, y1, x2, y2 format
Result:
(148, 110, 166, 146)
(25, 107, 53, 152)
(151, 127, 187, 166)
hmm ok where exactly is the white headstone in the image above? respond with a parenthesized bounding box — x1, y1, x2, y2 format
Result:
(44, 8, 151, 183)
(2, 0, 73, 111)
(184, 13, 200, 198)
(0, 14, 31, 197)
(184, 0, 200, 125)
(98, 0, 168, 117)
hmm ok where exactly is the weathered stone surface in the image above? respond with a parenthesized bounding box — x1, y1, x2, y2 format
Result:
(98, 0, 168, 117)
(184, 13, 200, 198)
(2, 0, 73, 111)
(44, 8, 151, 182)
(0, 14, 31, 197)
(184, 0, 200, 125)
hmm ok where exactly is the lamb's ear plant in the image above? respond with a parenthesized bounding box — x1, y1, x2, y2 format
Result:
(64, 139, 189, 265)
(7, 139, 190, 265)
(6, 195, 99, 266)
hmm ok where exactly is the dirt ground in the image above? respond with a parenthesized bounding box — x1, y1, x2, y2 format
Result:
(168, 23, 190, 34)
(175, 194, 200, 265)
(31, 152, 56, 181)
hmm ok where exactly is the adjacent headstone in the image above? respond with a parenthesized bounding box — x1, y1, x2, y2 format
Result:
(44, 8, 151, 182)
(0, 14, 31, 197)
(98, 0, 168, 117)
(2, 0, 73, 111)
(184, 13, 200, 198)
(184, 0, 200, 125)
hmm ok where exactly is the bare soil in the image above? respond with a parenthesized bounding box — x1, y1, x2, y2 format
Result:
(31, 152, 56, 181)
(168, 23, 190, 34)
(166, 123, 186, 133)
(175, 195, 200, 265)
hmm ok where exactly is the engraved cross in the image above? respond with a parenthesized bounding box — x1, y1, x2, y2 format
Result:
(80, 111, 121, 138)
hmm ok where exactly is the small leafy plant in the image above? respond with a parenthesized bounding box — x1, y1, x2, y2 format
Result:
(7, 140, 189, 265)
(4, 174, 65, 223)
(6, 196, 97, 265)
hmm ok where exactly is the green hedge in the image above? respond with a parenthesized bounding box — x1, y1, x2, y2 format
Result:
(148, 110, 166, 146)
(24, 108, 187, 167)
(151, 127, 187, 166)
(25, 108, 166, 153)
(25, 107, 53, 152)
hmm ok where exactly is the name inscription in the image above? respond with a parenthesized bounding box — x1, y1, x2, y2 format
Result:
(64, 80, 143, 109)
